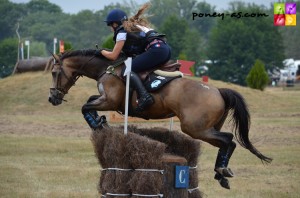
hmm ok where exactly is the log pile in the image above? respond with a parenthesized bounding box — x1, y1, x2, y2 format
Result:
(91, 125, 202, 198)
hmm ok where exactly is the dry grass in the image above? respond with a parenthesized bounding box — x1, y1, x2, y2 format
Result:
(0, 72, 299, 197)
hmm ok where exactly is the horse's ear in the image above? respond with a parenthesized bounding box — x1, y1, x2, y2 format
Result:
(48, 49, 60, 63)
(53, 54, 60, 62)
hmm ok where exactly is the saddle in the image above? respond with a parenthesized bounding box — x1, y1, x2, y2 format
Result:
(133, 60, 183, 92)
(138, 60, 182, 81)
(106, 55, 183, 92)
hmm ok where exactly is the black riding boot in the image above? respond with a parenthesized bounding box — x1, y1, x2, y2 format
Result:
(130, 72, 154, 112)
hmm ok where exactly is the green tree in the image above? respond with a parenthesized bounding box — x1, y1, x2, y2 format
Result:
(102, 34, 114, 49)
(25, 0, 62, 14)
(0, 38, 18, 78)
(0, 0, 25, 40)
(20, 11, 69, 48)
(208, 3, 284, 85)
(191, 2, 217, 38)
(30, 41, 48, 57)
(178, 52, 187, 60)
(182, 28, 204, 62)
(246, 59, 269, 91)
(149, 0, 199, 28)
(159, 15, 188, 59)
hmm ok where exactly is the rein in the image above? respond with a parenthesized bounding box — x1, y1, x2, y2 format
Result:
(97, 55, 127, 81)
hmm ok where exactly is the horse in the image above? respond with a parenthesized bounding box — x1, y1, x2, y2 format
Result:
(48, 49, 272, 189)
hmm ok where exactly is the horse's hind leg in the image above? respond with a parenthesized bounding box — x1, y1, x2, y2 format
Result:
(192, 127, 235, 189)
(215, 141, 236, 175)
(207, 127, 237, 189)
(212, 112, 236, 178)
(202, 129, 236, 176)
(213, 140, 236, 189)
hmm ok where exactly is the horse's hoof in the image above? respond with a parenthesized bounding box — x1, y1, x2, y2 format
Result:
(215, 167, 234, 177)
(219, 177, 230, 189)
(222, 168, 234, 177)
(214, 173, 230, 189)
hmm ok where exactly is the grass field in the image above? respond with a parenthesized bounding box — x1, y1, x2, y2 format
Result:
(0, 72, 299, 198)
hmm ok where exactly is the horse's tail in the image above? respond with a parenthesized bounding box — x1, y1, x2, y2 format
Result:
(218, 88, 272, 164)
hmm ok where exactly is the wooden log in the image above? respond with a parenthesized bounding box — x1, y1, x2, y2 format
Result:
(162, 154, 188, 198)
(14, 57, 51, 73)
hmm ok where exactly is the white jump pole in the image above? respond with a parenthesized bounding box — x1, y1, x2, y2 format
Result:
(123, 57, 132, 135)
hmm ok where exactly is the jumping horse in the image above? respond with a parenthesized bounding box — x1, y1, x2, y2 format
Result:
(48, 49, 272, 189)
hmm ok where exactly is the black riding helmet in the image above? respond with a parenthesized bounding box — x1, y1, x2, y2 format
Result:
(104, 9, 128, 26)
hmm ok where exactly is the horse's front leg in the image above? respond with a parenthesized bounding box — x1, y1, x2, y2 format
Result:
(81, 79, 124, 129)
(81, 94, 114, 129)
(81, 95, 102, 129)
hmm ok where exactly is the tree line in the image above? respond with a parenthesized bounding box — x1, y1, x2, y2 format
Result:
(0, 0, 299, 86)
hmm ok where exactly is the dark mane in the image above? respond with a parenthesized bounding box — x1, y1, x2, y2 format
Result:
(60, 49, 97, 60)
(60, 49, 127, 65)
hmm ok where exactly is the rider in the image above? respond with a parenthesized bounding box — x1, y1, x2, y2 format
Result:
(96, 3, 171, 112)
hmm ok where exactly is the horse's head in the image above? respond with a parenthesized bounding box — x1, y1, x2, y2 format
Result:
(48, 49, 116, 106)
(48, 53, 77, 106)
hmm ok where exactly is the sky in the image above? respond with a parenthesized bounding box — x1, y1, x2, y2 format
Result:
(9, 0, 275, 14)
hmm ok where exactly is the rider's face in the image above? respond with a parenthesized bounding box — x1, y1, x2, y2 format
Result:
(109, 23, 118, 32)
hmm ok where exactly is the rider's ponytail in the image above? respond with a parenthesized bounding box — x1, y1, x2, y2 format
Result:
(123, 3, 153, 32)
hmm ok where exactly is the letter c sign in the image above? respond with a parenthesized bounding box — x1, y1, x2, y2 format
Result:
(175, 166, 189, 188)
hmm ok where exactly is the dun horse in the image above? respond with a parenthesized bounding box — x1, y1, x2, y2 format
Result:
(48, 49, 272, 189)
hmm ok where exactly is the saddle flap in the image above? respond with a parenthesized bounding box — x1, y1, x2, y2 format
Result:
(144, 72, 182, 92)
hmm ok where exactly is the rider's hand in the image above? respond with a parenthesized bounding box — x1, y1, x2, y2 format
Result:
(94, 49, 102, 56)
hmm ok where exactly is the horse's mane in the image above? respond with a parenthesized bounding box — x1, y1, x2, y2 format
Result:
(60, 49, 97, 60)
(60, 49, 127, 65)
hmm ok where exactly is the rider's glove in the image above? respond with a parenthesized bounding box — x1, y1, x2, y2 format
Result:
(94, 49, 102, 56)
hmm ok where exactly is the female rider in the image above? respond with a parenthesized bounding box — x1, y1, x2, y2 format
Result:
(96, 4, 171, 112)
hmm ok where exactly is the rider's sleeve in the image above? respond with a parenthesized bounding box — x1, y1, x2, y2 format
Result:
(116, 32, 127, 42)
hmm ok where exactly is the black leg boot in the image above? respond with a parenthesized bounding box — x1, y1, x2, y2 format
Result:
(214, 147, 231, 189)
(81, 107, 100, 130)
(224, 142, 236, 168)
(214, 142, 236, 189)
(214, 143, 236, 178)
(130, 72, 154, 112)
(82, 112, 99, 129)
